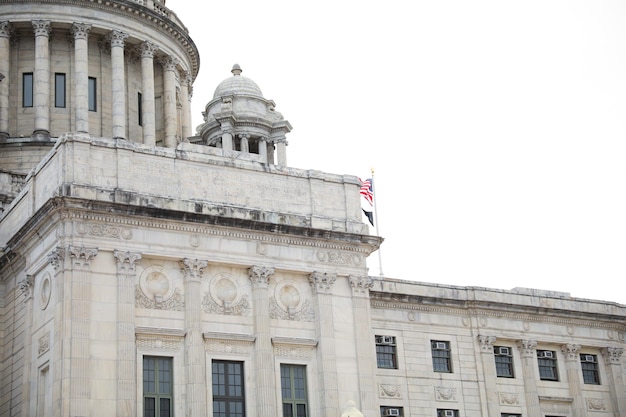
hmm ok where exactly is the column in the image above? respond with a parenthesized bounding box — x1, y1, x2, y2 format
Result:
(517, 339, 540, 417)
(67, 245, 98, 417)
(179, 70, 192, 139)
(348, 275, 378, 417)
(0, 21, 11, 140)
(140, 41, 158, 146)
(602, 347, 626, 415)
(309, 272, 340, 417)
(180, 258, 209, 417)
(71, 23, 91, 133)
(18, 275, 35, 417)
(276, 137, 287, 166)
(32, 20, 51, 139)
(239, 133, 249, 153)
(47, 247, 66, 417)
(114, 250, 142, 417)
(561, 344, 586, 417)
(477, 335, 500, 417)
(160, 55, 178, 147)
(109, 30, 128, 140)
(248, 266, 277, 417)
(258, 137, 268, 163)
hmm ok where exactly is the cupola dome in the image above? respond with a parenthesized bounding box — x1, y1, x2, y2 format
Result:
(213, 64, 263, 98)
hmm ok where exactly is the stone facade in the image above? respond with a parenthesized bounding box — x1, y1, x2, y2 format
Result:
(1, 1, 625, 417)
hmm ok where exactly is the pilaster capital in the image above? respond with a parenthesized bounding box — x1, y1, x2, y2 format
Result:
(47, 246, 65, 271)
(516, 339, 538, 357)
(113, 250, 142, 275)
(561, 343, 581, 361)
(139, 41, 159, 59)
(32, 20, 51, 38)
(179, 258, 208, 282)
(248, 266, 275, 288)
(309, 271, 337, 294)
(71, 22, 91, 41)
(348, 275, 373, 297)
(68, 245, 98, 269)
(0, 21, 13, 38)
(159, 55, 178, 72)
(478, 335, 497, 353)
(602, 346, 624, 364)
(18, 275, 34, 301)
(238, 133, 250, 139)
(108, 30, 129, 48)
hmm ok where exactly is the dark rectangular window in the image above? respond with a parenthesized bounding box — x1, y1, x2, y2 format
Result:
(494, 346, 514, 378)
(88, 77, 97, 111)
(537, 350, 558, 381)
(23, 72, 33, 107)
(143, 356, 173, 417)
(55, 73, 66, 108)
(501, 414, 522, 417)
(375, 336, 398, 369)
(580, 354, 600, 385)
(138, 92, 143, 126)
(431, 341, 452, 373)
(281, 364, 308, 417)
(212, 360, 245, 417)
(437, 409, 459, 417)
(380, 406, 403, 417)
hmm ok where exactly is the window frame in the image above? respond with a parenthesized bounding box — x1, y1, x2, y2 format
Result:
(537, 350, 559, 381)
(580, 354, 600, 385)
(380, 406, 404, 417)
(54, 73, 66, 108)
(88, 76, 97, 112)
(375, 335, 398, 369)
(23, 72, 33, 107)
(431, 340, 452, 373)
(143, 356, 173, 417)
(280, 364, 308, 417)
(494, 346, 514, 378)
(212, 360, 245, 417)
(436, 409, 459, 417)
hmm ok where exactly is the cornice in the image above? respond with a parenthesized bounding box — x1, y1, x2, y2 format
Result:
(0, 0, 200, 80)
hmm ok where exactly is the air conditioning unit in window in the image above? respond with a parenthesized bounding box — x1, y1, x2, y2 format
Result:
(382, 336, 395, 344)
(497, 347, 510, 355)
(442, 410, 455, 417)
(538, 351, 553, 358)
(433, 342, 447, 350)
(384, 408, 400, 416)
(582, 354, 596, 363)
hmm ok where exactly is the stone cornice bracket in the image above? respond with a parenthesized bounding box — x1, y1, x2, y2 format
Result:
(71, 22, 91, 41)
(0, 21, 13, 39)
(561, 343, 581, 361)
(602, 346, 624, 364)
(32, 20, 51, 37)
(47, 247, 65, 271)
(309, 271, 337, 294)
(348, 275, 373, 297)
(113, 250, 142, 275)
(517, 339, 537, 357)
(179, 258, 208, 282)
(248, 266, 275, 288)
(18, 275, 34, 301)
(159, 55, 178, 71)
(139, 41, 159, 59)
(67, 245, 98, 270)
(478, 335, 497, 353)
(108, 30, 129, 49)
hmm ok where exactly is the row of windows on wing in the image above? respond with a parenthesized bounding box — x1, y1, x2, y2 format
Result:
(382, 408, 524, 417)
(374, 336, 601, 385)
(143, 356, 307, 417)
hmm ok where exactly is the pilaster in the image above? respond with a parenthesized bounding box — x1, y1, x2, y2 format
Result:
(0, 21, 11, 139)
(18, 275, 34, 417)
(477, 335, 499, 417)
(517, 339, 540, 417)
(561, 344, 585, 417)
(602, 346, 626, 415)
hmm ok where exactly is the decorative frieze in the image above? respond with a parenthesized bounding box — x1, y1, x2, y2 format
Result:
(203, 332, 255, 354)
(77, 222, 133, 240)
(316, 250, 362, 266)
(271, 336, 317, 359)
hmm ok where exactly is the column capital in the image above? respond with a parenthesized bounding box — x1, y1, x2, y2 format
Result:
(32, 20, 51, 37)
(47, 246, 65, 271)
(113, 250, 142, 275)
(309, 271, 337, 294)
(348, 275, 373, 297)
(68, 245, 98, 269)
(179, 258, 208, 282)
(18, 275, 34, 301)
(602, 346, 624, 364)
(71, 22, 91, 40)
(248, 266, 275, 288)
(108, 30, 129, 48)
(516, 339, 537, 357)
(159, 55, 178, 72)
(0, 21, 13, 38)
(561, 343, 581, 361)
(139, 40, 159, 59)
(478, 335, 497, 353)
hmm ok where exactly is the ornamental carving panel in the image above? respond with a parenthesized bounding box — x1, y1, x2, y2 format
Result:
(76, 222, 133, 240)
(499, 392, 520, 406)
(38, 333, 50, 356)
(316, 250, 362, 266)
(379, 384, 401, 398)
(434, 386, 457, 401)
(203, 275, 250, 316)
(586, 398, 607, 411)
(269, 281, 314, 321)
(136, 335, 182, 350)
(135, 267, 184, 311)
(205, 339, 253, 355)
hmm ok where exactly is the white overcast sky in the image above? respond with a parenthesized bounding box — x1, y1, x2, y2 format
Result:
(172, 0, 626, 304)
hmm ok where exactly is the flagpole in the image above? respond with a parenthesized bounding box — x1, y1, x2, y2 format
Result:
(371, 167, 384, 276)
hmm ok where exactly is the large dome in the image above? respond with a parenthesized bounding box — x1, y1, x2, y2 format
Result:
(213, 64, 263, 98)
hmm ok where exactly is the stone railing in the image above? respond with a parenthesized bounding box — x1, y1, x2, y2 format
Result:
(127, 0, 187, 31)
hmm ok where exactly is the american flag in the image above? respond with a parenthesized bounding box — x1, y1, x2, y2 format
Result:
(359, 178, 373, 205)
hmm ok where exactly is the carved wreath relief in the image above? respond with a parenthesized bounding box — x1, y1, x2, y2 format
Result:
(203, 274, 250, 316)
(269, 281, 314, 321)
(135, 266, 184, 310)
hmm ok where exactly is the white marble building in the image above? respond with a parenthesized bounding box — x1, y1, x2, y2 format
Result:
(0, 1, 625, 417)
